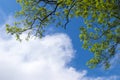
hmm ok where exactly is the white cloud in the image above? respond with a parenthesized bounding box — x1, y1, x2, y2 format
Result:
(0, 16, 119, 80)
(0, 33, 83, 80)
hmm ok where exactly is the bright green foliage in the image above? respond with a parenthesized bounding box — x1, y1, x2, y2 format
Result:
(6, 0, 120, 69)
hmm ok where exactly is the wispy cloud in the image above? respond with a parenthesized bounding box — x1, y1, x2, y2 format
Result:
(0, 8, 7, 23)
(0, 15, 16, 39)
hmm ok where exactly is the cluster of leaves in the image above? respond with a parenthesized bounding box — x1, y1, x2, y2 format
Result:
(6, 0, 120, 69)
(79, 0, 120, 69)
(6, 0, 77, 38)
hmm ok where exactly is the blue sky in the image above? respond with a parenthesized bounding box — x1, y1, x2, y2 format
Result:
(0, 0, 120, 80)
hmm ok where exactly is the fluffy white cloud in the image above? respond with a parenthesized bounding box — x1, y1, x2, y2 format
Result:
(0, 33, 85, 80)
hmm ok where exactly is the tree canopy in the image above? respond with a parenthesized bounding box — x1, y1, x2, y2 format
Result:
(6, 0, 120, 69)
